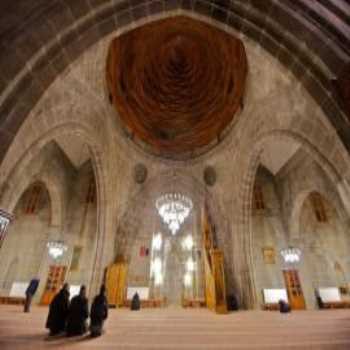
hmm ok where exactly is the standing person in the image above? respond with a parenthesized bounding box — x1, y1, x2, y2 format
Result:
(66, 285, 89, 336)
(46, 283, 70, 336)
(24, 277, 40, 313)
(90, 285, 108, 337)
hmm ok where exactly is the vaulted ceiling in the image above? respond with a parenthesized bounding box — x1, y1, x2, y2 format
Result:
(106, 16, 247, 159)
(0, 0, 349, 163)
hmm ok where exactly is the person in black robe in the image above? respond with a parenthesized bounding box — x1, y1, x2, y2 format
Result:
(278, 299, 291, 313)
(131, 292, 140, 311)
(24, 277, 40, 313)
(46, 283, 70, 336)
(66, 285, 89, 336)
(90, 285, 108, 337)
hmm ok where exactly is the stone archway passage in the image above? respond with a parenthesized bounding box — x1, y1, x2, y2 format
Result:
(107, 16, 247, 159)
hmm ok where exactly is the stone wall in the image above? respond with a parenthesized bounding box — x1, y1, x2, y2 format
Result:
(0, 13, 350, 307)
(0, 185, 50, 297)
(252, 152, 350, 310)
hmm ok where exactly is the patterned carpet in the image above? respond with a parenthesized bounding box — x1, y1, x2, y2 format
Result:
(1, 305, 350, 349)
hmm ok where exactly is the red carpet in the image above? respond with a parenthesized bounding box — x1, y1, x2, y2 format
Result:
(1, 305, 350, 349)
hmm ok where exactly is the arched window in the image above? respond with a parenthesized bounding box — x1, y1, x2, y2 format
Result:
(310, 192, 328, 223)
(86, 175, 95, 204)
(253, 184, 265, 210)
(24, 184, 43, 214)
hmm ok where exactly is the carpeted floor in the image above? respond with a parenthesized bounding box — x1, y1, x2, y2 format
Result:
(0, 305, 350, 349)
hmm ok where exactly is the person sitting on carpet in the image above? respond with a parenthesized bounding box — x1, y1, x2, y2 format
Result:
(278, 299, 291, 313)
(131, 292, 140, 311)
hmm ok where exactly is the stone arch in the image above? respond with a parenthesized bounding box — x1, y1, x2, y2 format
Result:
(2, 173, 63, 229)
(0, 122, 107, 295)
(236, 128, 346, 308)
(289, 188, 347, 240)
(1, 2, 347, 167)
(114, 169, 228, 261)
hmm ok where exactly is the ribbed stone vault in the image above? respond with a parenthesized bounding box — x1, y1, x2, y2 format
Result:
(106, 16, 247, 158)
(0, 0, 349, 163)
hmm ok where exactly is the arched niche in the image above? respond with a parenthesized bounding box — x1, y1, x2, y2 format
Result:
(296, 191, 350, 308)
(0, 181, 51, 295)
(0, 123, 107, 296)
(65, 160, 99, 293)
(112, 171, 229, 306)
(244, 130, 345, 309)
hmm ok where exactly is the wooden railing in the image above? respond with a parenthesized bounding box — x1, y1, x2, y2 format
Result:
(202, 206, 227, 314)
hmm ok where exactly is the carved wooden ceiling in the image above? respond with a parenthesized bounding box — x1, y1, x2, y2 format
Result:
(106, 16, 247, 159)
(1, 1, 350, 164)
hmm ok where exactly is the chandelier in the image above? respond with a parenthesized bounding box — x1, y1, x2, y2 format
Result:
(281, 247, 302, 263)
(156, 193, 193, 235)
(47, 240, 68, 260)
(0, 215, 10, 234)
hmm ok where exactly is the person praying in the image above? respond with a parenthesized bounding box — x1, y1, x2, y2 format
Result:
(46, 283, 70, 336)
(278, 299, 291, 313)
(90, 285, 108, 337)
(66, 285, 89, 336)
(131, 292, 141, 311)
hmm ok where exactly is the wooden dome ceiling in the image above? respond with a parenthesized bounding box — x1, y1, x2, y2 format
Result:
(106, 16, 247, 159)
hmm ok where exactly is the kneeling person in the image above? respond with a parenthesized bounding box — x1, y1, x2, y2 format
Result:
(278, 299, 291, 313)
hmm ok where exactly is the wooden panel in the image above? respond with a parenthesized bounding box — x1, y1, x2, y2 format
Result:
(106, 260, 128, 307)
(41, 265, 66, 305)
(0, 296, 25, 305)
(210, 249, 227, 314)
(202, 206, 227, 314)
(283, 270, 306, 310)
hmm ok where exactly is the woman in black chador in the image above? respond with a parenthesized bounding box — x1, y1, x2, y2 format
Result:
(90, 285, 108, 337)
(131, 292, 141, 311)
(66, 285, 89, 336)
(46, 283, 70, 336)
(278, 299, 291, 313)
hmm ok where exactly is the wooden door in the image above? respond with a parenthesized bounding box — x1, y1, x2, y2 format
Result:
(283, 269, 306, 310)
(41, 265, 67, 305)
(106, 261, 128, 307)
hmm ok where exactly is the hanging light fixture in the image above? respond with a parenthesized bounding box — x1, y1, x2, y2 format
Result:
(0, 209, 12, 249)
(280, 247, 302, 264)
(0, 215, 10, 233)
(155, 193, 193, 235)
(47, 240, 68, 260)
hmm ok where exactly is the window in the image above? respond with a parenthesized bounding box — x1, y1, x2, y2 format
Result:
(24, 184, 42, 214)
(310, 193, 327, 222)
(70, 246, 82, 271)
(86, 176, 95, 204)
(253, 184, 265, 210)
